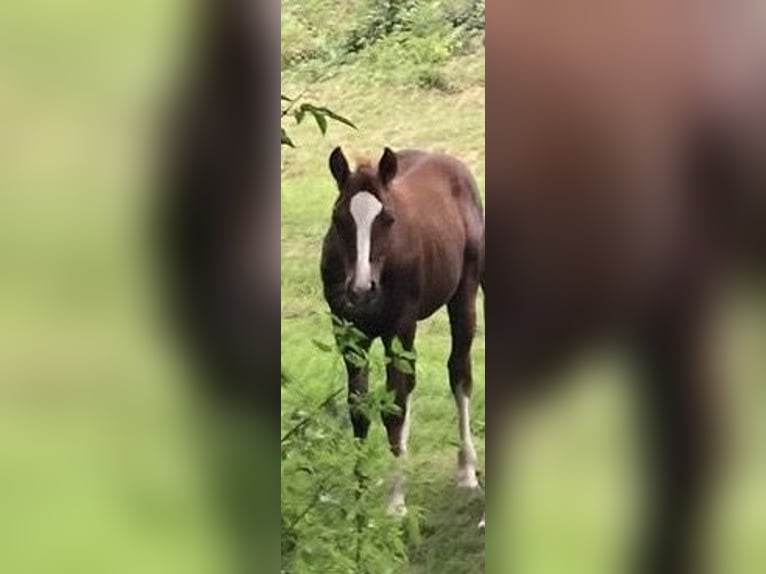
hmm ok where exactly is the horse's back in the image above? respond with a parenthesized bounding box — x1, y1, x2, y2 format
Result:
(393, 151, 483, 259)
(391, 150, 484, 316)
(395, 149, 483, 219)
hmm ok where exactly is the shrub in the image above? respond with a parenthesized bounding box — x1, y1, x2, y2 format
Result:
(281, 317, 421, 573)
(282, 0, 485, 91)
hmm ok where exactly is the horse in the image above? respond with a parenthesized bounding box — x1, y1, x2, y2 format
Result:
(320, 146, 485, 515)
(488, 0, 766, 571)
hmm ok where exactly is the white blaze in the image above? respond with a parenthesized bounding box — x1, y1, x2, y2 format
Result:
(349, 191, 383, 290)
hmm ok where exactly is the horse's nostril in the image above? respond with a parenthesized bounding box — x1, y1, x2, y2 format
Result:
(370, 281, 377, 292)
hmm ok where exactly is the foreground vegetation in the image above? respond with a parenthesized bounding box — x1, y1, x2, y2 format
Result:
(281, 2, 766, 573)
(281, 1, 486, 572)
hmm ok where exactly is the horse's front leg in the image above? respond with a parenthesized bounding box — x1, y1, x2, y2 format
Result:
(343, 338, 373, 442)
(382, 324, 417, 516)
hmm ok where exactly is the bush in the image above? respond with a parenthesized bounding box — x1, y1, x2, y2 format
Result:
(281, 317, 421, 573)
(282, 0, 485, 91)
(281, 391, 414, 573)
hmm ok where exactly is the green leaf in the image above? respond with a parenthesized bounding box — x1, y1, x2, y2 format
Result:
(400, 349, 417, 360)
(311, 109, 328, 135)
(312, 339, 333, 353)
(392, 358, 414, 375)
(349, 326, 368, 341)
(343, 339, 366, 355)
(281, 128, 295, 148)
(345, 352, 367, 368)
(390, 337, 416, 360)
(330, 313, 344, 326)
(318, 106, 358, 130)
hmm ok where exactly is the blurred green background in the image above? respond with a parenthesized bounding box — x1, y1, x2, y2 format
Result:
(0, 1, 239, 572)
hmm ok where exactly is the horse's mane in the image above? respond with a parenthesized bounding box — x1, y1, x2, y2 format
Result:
(349, 158, 380, 189)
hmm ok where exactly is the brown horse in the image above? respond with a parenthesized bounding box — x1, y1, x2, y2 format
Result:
(489, 0, 766, 571)
(321, 146, 485, 515)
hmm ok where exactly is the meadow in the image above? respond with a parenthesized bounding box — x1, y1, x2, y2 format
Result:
(280, 92, 486, 571)
(281, 1, 766, 573)
(281, 1, 486, 572)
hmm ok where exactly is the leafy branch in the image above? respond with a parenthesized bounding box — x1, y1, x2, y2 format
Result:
(281, 311, 416, 572)
(281, 93, 357, 148)
(281, 385, 345, 448)
(282, 312, 416, 458)
(386, 337, 416, 375)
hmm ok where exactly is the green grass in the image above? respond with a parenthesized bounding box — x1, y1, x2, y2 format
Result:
(281, 2, 766, 573)
(281, 10, 487, 565)
(280, 3, 487, 566)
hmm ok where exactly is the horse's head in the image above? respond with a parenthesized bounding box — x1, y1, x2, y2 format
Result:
(326, 146, 399, 310)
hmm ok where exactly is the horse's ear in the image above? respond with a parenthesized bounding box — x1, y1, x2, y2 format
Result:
(329, 146, 349, 188)
(378, 147, 397, 187)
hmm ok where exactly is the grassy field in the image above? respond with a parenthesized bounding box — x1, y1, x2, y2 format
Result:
(281, 2, 766, 573)
(280, 82, 487, 572)
(280, 2, 486, 572)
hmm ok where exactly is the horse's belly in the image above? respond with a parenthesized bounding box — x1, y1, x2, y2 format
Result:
(417, 292, 454, 321)
(417, 251, 465, 320)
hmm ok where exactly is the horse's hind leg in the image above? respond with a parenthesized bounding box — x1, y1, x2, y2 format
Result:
(447, 271, 480, 489)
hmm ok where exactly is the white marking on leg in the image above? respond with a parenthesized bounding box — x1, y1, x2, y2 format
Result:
(455, 389, 479, 488)
(387, 395, 411, 516)
(399, 394, 411, 456)
(387, 466, 407, 517)
(349, 191, 382, 291)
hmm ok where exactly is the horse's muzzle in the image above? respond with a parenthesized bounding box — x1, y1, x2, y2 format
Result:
(347, 280, 379, 308)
